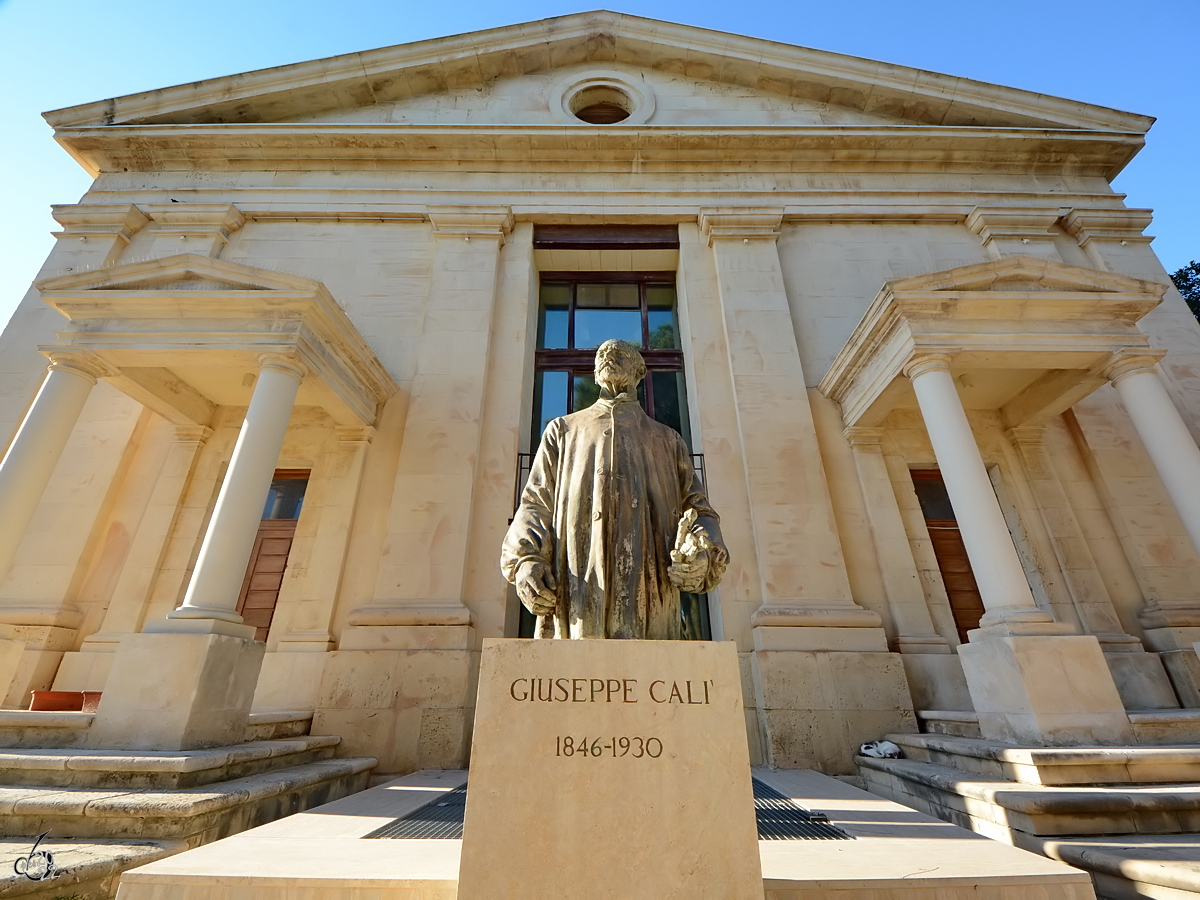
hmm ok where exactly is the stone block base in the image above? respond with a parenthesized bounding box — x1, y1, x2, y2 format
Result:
(253, 650, 330, 711)
(959, 633, 1132, 745)
(51, 648, 116, 692)
(1104, 651, 1180, 710)
(751, 642, 915, 774)
(1160, 649, 1200, 707)
(901, 653, 973, 712)
(0, 638, 23, 707)
(312, 628, 474, 776)
(2, 625, 75, 708)
(87, 632, 265, 750)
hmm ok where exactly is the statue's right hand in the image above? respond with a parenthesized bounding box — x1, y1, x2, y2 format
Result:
(515, 561, 558, 617)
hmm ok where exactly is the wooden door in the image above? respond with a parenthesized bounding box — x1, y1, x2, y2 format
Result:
(924, 519, 985, 643)
(236, 519, 298, 641)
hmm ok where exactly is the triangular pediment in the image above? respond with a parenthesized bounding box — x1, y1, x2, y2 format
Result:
(44, 11, 1152, 133)
(884, 256, 1168, 296)
(36, 254, 324, 295)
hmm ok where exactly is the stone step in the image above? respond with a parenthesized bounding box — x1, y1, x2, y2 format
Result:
(858, 755, 1200, 837)
(0, 756, 375, 842)
(885, 732, 1200, 785)
(916, 709, 982, 738)
(0, 736, 341, 789)
(245, 710, 313, 741)
(0, 711, 92, 750)
(1034, 834, 1200, 900)
(1130, 710, 1200, 745)
(0, 837, 182, 899)
(916, 708, 1200, 745)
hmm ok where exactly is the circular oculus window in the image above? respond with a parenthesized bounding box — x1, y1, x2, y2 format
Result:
(549, 71, 655, 126)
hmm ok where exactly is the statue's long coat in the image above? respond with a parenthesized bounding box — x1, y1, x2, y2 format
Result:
(502, 394, 724, 639)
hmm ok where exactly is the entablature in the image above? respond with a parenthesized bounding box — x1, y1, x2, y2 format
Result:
(819, 256, 1169, 429)
(36, 254, 398, 428)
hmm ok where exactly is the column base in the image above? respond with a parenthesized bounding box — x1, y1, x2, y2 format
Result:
(959, 633, 1132, 746)
(752, 628, 915, 774)
(149, 615, 256, 640)
(87, 632, 266, 750)
(973, 606, 1075, 637)
(1157, 647, 1200, 707)
(0, 630, 24, 709)
(311, 623, 474, 776)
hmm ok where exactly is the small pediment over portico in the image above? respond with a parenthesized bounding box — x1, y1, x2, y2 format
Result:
(819, 256, 1169, 429)
(37, 255, 397, 428)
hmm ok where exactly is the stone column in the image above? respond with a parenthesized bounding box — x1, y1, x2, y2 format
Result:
(701, 210, 910, 774)
(158, 354, 306, 632)
(1105, 353, 1200, 558)
(0, 354, 106, 586)
(905, 356, 1061, 633)
(904, 353, 1131, 744)
(88, 353, 304, 750)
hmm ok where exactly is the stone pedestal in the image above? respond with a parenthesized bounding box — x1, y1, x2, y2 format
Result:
(311, 624, 474, 775)
(752, 626, 916, 774)
(959, 634, 1132, 745)
(459, 638, 763, 900)
(87, 632, 265, 750)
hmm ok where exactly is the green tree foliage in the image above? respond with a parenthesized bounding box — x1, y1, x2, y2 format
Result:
(1172, 260, 1200, 321)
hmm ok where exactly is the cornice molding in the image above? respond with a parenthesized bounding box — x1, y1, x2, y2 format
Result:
(52, 124, 1144, 181)
(43, 11, 1153, 136)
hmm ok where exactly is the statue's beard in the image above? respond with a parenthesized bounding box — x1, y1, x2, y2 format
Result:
(597, 372, 636, 396)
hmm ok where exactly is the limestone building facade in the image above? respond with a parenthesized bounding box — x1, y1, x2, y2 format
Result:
(2, 11, 1199, 776)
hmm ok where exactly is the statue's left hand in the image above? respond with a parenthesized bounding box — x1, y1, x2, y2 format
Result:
(669, 511, 713, 592)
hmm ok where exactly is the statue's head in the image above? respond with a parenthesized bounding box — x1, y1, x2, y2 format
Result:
(594, 340, 647, 396)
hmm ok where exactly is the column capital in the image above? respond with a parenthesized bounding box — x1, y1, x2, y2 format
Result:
(965, 206, 1061, 240)
(173, 425, 214, 444)
(38, 348, 113, 383)
(427, 206, 514, 242)
(1062, 208, 1154, 249)
(698, 208, 783, 244)
(842, 426, 884, 448)
(1101, 348, 1166, 385)
(257, 352, 309, 382)
(1004, 424, 1046, 446)
(335, 425, 376, 444)
(901, 352, 954, 381)
(51, 203, 151, 243)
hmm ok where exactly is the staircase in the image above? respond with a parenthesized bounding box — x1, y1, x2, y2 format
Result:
(860, 730, 1200, 899)
(0, 710, 374, 899)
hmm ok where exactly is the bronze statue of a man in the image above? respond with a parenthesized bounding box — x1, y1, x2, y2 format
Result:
(502, 339, 729, 639)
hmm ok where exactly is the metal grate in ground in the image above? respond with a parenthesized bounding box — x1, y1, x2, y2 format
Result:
(363, 778, 853, 841)
(362, 785, 468, 840)
(752, 778, 855, 841)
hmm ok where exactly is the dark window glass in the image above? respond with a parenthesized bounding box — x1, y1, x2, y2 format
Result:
(912, 473, 956, 521)
(533, 370, 569, 437)
(650, 371, 691, 448)
(262, 475, 308, 520)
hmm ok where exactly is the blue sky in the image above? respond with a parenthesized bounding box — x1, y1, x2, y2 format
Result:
(1, 0, 1196, 331)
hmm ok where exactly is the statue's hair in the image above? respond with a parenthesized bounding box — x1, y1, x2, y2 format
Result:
(595, 339, 647, 382)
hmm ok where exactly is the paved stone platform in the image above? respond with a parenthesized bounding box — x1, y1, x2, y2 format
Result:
(114, 767, 1094, 899)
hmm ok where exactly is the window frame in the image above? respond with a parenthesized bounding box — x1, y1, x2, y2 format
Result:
(534, 271, 683, 422)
